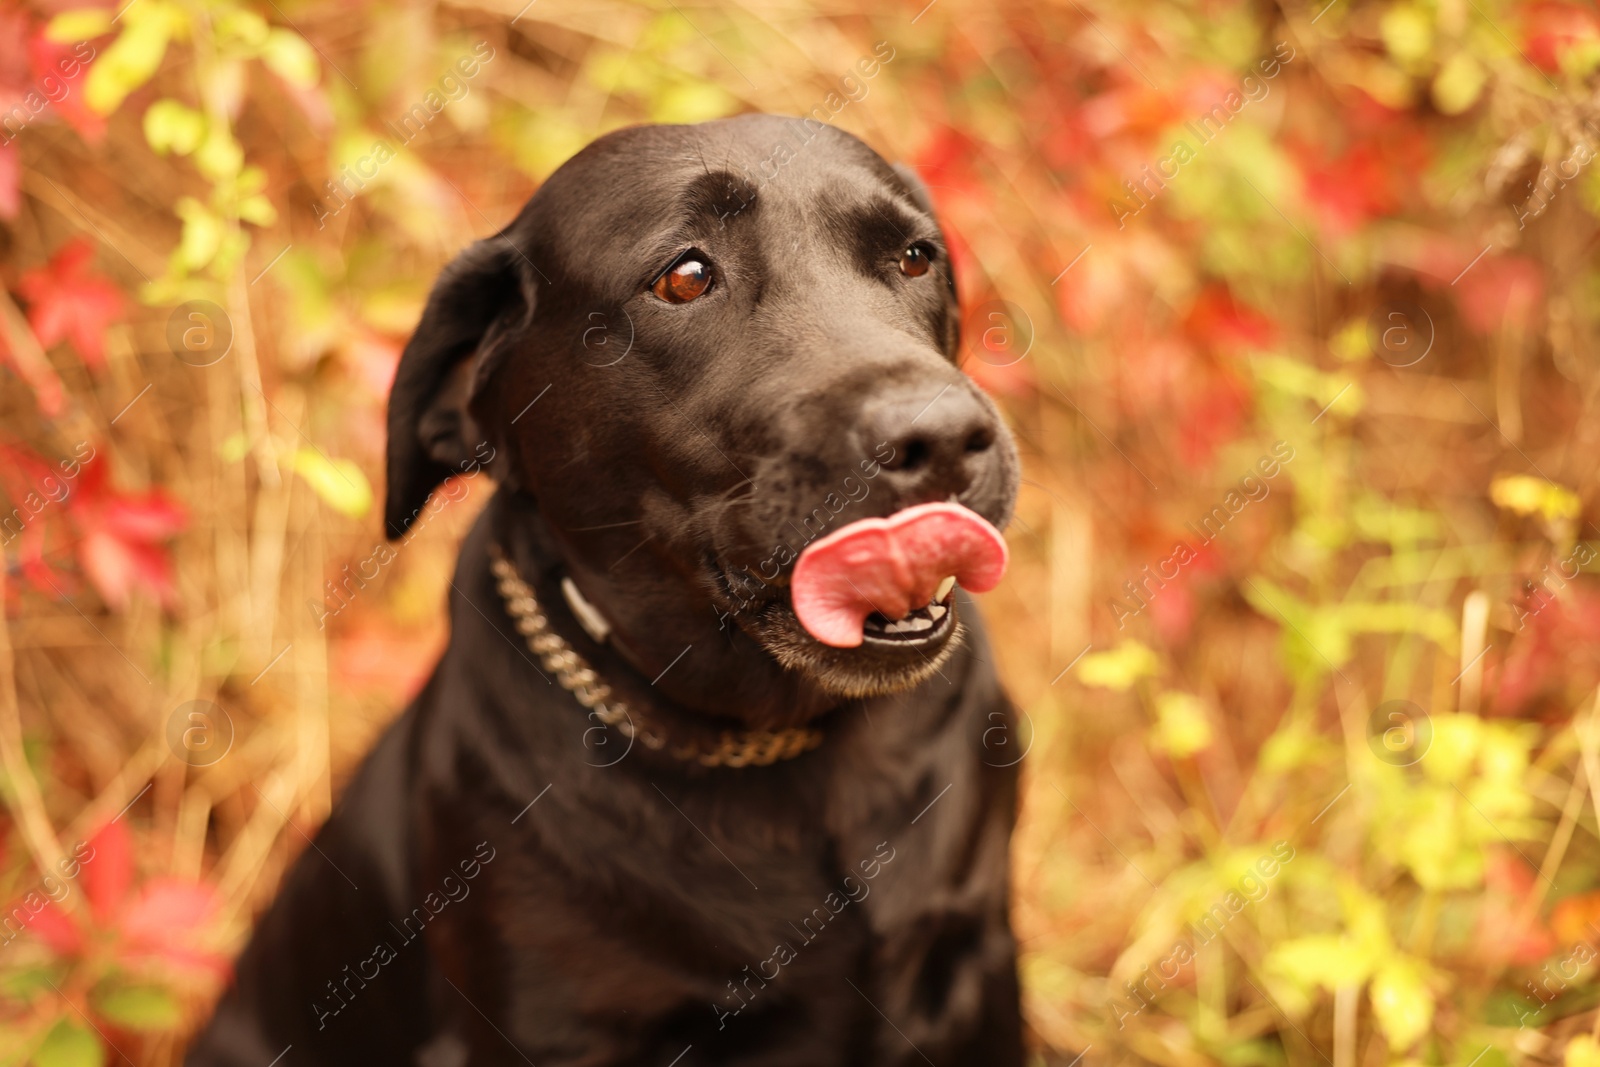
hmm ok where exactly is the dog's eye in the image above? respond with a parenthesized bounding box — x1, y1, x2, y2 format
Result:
(899, 243, 935, 278)
(651, 252, 713, 304)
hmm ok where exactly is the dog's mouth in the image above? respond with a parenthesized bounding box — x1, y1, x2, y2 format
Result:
(858, 576, 958, 647)
(789, 501, 1008, 647)
(717, 501, 1008, 697)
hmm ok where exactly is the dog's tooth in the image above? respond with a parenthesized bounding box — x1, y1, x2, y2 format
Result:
(906, 615, 934, 632)
(928, 604, 947, 621)
(934, 576, 956, 602)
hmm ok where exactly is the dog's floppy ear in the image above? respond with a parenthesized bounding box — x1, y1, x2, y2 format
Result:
(385, 233, 536, 538)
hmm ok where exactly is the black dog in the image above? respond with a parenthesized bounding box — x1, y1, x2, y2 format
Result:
(187, 113, 1024, 1066)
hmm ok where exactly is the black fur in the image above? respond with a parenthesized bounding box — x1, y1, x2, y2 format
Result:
(187, 114, 1024, 1066)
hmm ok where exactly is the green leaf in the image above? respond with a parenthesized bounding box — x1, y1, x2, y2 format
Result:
(143, 99, 206, 156)
(261, 29, 320, 90)
(32, 1019, 100, 1067)
(1076, 640, 1160, 690)
(290, 449, 373, 518)
(1370, 957, 1434, 1050)
(45, 9, 113, 42)
(94, 983, 181, 1031)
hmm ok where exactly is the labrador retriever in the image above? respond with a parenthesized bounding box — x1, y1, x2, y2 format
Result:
(186, 112, 1024, 1067)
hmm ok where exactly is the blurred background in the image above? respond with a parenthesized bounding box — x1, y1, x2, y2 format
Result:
(1, 0, 1597, 1063)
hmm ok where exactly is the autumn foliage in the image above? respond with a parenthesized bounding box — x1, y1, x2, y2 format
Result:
(2, 0, 1600, 1064)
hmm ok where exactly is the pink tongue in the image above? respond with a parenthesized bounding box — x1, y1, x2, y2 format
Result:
(791, 502, 1009, 648)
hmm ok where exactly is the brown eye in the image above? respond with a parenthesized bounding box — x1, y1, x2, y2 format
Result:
(899, 243, 933, 277)
(651, 254, 712, 303)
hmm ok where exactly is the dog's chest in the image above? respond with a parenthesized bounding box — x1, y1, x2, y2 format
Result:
(422, 678, 1005, 1063)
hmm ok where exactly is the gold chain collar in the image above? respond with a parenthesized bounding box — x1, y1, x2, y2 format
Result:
(488, 546, 824, 768)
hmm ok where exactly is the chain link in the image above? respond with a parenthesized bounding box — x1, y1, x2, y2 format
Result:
(489, 548, 823, 768)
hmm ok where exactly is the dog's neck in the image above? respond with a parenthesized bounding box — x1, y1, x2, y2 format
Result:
(484, 489, 848, 731)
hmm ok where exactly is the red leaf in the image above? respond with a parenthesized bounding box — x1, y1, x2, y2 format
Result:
(120, 879, 218, 943)
(1452, 255, 1543, 336)
(1476, 850, 1556, 966)
(333, 623, 446, 702)
(344, 331, 402, 398)
(1522, 2, 1600, 72)
(102, 493, 188, 543)
(1552, 890, 1600, 946)
(61, 458, 186, 611)
(120, 879, 225, 973)
(0, 8, 32, 102)
(17, 519, 69, 598)
(1176, 376, 1249, 467)
(77, 529, 176, 612)
(80, 819, 132, 923)
(1294, 110, 1430, 237)
(0, 141, 17, 220)
(24, 900, 83, 955)
(17, 239, 125, 371)
(1183, 284, 1277, 352)
(1150, 579, 1196, 645)
(1054, 249, 1126, 334)
(28, 32, 106, 143)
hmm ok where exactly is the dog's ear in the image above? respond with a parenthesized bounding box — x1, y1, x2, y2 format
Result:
(892, 162, 961, 354)
(385, 233, 536, 538)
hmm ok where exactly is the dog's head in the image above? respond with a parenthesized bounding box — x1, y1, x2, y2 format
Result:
(387, 114, 1018, 714)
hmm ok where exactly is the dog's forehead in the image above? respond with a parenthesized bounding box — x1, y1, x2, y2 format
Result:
(526, 116, 911, 276)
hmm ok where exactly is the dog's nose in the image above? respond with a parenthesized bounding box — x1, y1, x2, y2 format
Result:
(860, 383, 999, 500)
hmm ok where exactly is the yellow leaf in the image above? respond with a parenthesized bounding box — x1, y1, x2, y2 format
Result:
(238, 194, 278, 227)
(194, 126, 245, 181)
(290, 449, 373, 518)
(262, 29, 320, 90)
(1330, 318, 1369, 362)
(1433, 53, 1486, 115)
(216, 9, 270, 51)
(219, 432, 250, 463)
(1568, 1034, 1600, 1067)
(1490, 474, 1582, 523)
(1419, 714, 1481, 783)
(144, 99, 205, 155)
(1152, 691, 1213, 758)
(45, 9, 112, 42)
(650, 81, 737, 124)
(85, 16, 173, 115)
(1371, 958, 1434, 1050)
(175, 198, 223, 272)
(1076, 640, 1160, 690)
(1265, 935, 1378, 991)
(1380, 5, 1433, 66)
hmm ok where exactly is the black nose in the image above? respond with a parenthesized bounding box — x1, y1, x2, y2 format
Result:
(859, 382, 998, 500)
